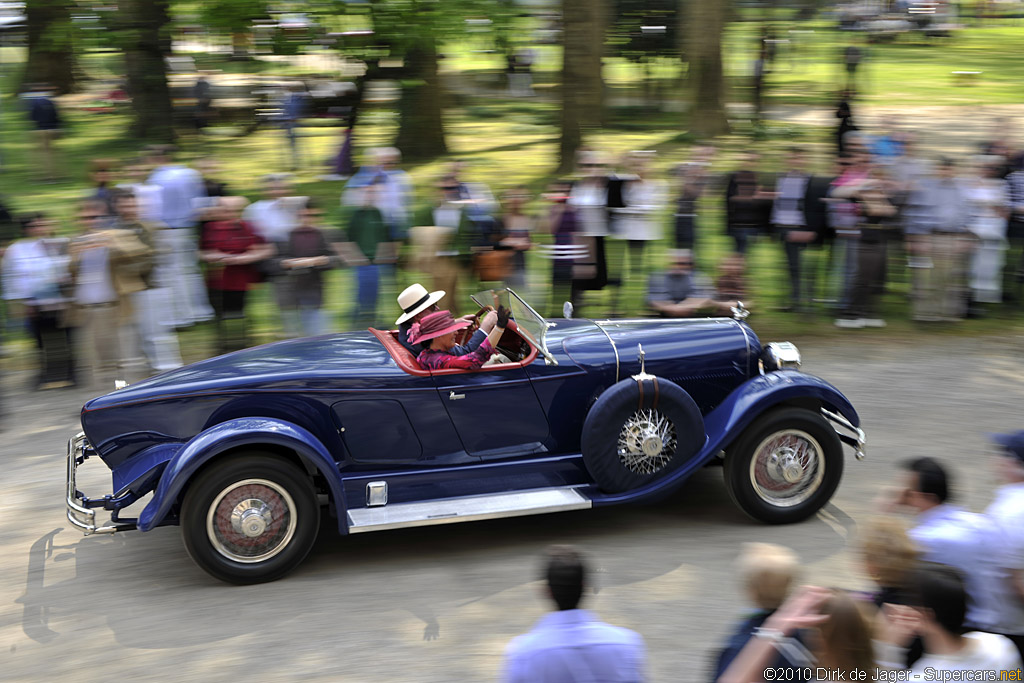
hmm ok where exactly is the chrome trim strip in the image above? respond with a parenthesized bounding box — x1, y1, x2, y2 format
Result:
(66, 432, 135, 535)
(592, 317, 735, 326)
(821, 409, 866, 460)
(593, 323, 620, 383)
(346, 486, 592, 534)
(736, 320, 752, 368)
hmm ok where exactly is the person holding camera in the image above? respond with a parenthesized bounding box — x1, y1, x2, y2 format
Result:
(716, 587, 875, 682)
(69, 199, 152, 389)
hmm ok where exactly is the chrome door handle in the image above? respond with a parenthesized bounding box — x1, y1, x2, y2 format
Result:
(449, 391, 465, 400)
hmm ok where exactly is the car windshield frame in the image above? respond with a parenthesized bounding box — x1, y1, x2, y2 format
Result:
(470, 288, 557, 366)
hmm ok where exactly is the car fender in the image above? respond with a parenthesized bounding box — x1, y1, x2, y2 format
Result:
(137, 417, 348, 534)
(590, 371, 859, 506)
(702, 371, 859, 453)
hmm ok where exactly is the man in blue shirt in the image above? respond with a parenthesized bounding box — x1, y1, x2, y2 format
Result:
(502, 546, 647, 683)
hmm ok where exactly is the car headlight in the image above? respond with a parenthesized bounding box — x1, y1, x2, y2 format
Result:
(760, 342, 801, 373)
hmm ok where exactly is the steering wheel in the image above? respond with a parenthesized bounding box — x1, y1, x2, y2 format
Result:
(455, 305, 493, 346)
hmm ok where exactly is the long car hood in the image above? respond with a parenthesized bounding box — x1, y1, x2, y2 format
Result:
(84, 331, 395, 411)
(563, 319, 756, 407)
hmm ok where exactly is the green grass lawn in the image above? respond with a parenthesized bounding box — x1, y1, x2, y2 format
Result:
(1, 21, 1022, 358)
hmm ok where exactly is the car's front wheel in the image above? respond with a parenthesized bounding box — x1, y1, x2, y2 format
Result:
(181, 453, 319, 584)
(723, 407, 843, 524)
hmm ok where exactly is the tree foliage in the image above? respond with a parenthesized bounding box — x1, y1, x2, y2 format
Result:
(199, 0, 271, 37)
(21, 0, 77, 93)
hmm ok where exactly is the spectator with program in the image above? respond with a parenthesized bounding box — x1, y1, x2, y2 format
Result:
(502, 545, 647, 683)
(110, 189, 181, 373)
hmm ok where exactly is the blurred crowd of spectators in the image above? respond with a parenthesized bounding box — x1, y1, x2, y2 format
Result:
(2, 113, 1024, 390)
(501, 432, 1024, 681)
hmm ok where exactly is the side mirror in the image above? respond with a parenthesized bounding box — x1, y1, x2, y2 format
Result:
(562, 301, 574, 319)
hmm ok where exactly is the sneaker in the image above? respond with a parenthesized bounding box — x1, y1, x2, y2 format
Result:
(834, 318, 865, 329)
(861, 318, 886, 328)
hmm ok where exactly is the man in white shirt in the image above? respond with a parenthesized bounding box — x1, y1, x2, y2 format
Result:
(878, 457, 996, 630)
(146, 145, 212, 327)
(878, 564, 1022, 674)
(982, 430, 1024, 659)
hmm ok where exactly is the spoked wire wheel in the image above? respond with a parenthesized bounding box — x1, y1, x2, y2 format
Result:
(617, 409, 678, 475)
(724, 407, 844, 524)
(748, 429, 824, 508)
(207, 478, 298, 563)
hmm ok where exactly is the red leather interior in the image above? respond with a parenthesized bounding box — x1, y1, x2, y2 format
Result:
(369, 328, 432, 376)
(369, 326, 539, 377)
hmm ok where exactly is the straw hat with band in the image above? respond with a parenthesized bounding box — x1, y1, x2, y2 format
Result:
(406, 310, 470, 346)
(395, 283, 445, 325)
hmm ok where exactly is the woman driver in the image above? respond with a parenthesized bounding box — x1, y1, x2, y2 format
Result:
(409, 306, 510, 370)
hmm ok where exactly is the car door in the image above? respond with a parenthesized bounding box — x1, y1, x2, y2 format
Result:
(431, 366, 551, 459)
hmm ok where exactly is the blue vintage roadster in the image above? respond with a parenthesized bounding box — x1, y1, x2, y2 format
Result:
(66, 289, 865, 583)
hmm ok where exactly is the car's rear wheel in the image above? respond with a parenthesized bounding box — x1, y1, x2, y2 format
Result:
(181, 453, 319, 584)
(724, 407, 843, 524)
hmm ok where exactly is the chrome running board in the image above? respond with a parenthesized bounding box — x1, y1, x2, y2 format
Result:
(346, 486, 592, 534)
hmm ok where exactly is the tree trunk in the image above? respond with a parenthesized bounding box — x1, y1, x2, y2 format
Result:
(21, 0, 77, 93)
(558, 0, 605, 172)
(684, 0, 729, 138)
(394, 38, 447, 161)
(119, 0, 175, 142)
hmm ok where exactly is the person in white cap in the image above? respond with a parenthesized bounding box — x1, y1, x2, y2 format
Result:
(395, 282, 496, 356)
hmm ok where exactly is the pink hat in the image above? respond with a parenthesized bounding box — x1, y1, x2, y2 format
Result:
(407, 310, 470, 345)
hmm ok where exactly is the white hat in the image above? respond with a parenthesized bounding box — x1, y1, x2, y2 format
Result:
(395, 283, 445, 325)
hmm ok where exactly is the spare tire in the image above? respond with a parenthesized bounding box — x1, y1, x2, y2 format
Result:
(582, 377, 705, 493)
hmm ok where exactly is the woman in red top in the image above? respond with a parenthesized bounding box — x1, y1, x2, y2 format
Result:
(409, 307, 509, 370)
(200, 196, 275, 350)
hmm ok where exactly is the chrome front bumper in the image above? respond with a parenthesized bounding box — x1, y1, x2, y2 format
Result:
(822, 409, 867, 460)
(66, 432, 136, 535)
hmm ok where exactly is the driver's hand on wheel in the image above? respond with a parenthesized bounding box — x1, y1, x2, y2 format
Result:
(480, 310, 498, 332)
(496, 305, 511, 330)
